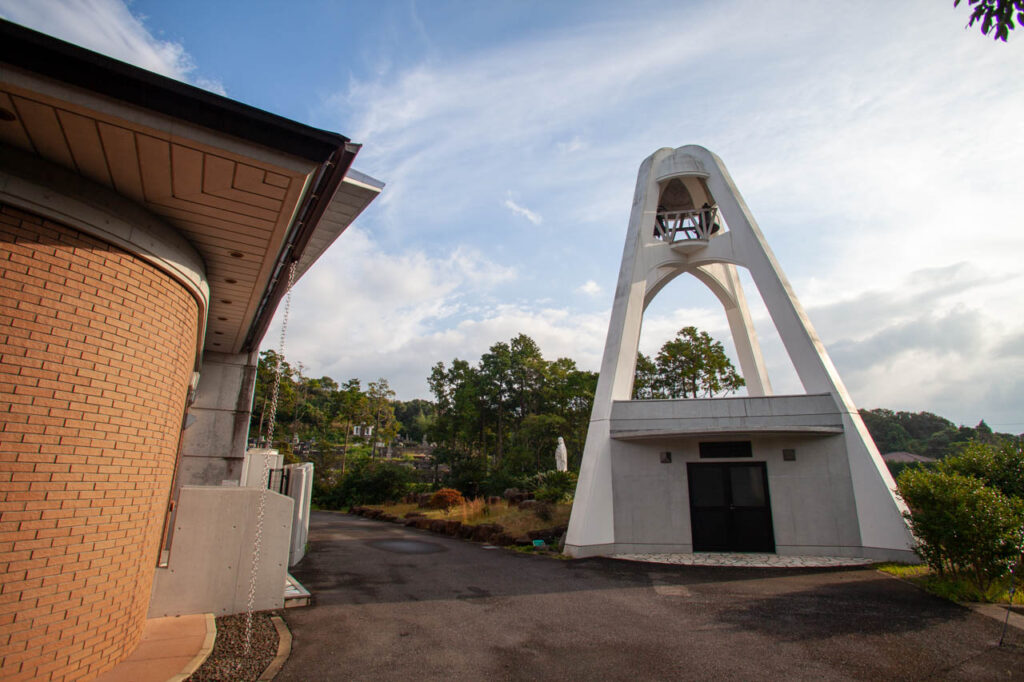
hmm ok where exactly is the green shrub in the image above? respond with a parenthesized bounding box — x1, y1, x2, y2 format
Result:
(897, 467, 1023, 592)
(532, 470, 578, 503)
(430, 487, 465, 512)
(314, 457, 415, 508)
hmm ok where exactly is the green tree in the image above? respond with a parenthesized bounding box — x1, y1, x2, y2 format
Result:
(251, 349, 297, 446)
(954, 0, 1024, 41)
(640, 326, 745, 399)
(478, 341, 515, 464)
(426, 333, 598, 492)
(365, 379, 399, 457)
(860, 408, 916, 453)
(334, 378, 368, 477)
(393, 398, 435, 442)
(632, 352, 659, 400)
(540, 357, 596, 470)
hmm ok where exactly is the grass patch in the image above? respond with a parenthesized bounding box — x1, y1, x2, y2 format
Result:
(876, 562, 929, 579)
(878, 563, 1023, 604)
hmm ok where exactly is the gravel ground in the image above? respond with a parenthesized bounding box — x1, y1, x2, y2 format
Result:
(187, 611, 279, 681)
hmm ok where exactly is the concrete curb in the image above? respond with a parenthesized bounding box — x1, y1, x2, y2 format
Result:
(258, 615, 292, 681)
(961, 602, 1024, 633)
(168, 613, 217, 682)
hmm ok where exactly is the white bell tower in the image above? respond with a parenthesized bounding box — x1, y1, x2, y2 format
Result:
(565, 145, 915, 561)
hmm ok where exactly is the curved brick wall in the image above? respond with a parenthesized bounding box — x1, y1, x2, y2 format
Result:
(1, 204, 198, 680)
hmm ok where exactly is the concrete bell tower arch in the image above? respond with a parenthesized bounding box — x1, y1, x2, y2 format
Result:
(565, 145, 915, 561)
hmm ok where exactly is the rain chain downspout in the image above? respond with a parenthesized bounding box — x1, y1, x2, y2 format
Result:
(243, 260, 296, 654)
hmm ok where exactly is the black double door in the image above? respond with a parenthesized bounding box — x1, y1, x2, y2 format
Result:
(687, 462, 775, 552)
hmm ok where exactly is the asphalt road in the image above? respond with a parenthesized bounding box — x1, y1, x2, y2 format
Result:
(279, 511, 1023, 681)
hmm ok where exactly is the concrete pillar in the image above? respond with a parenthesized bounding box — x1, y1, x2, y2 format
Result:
(178, 351, 259, 488)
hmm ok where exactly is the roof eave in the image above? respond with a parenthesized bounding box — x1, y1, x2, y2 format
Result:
(241, 142, 362, 352)
(0, 19, 347, 163)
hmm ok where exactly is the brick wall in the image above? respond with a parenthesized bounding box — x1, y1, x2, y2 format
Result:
(0, 204, 198, 680)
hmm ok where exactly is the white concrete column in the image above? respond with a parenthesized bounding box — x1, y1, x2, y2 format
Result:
(567, 149, 672, 555)
(178, 351, 260, 487)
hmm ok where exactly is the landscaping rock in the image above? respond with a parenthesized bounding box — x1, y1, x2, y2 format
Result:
(471, 523, 502, 542)
(514, 535, 533, 546)
(404, 511, 425, 519)
(529, 526, 565, 541)
(444, 521, 462, 536)
(518, 499, 538, 510)
(492, 532, 516, 546)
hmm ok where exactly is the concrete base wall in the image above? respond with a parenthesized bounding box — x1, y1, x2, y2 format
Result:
(600, 432, 898, 558)
(566, 541, 916, 563)
(148, 486, 293, 617)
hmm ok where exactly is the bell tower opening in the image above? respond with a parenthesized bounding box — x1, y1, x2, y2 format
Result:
(653, 175, 725, 247)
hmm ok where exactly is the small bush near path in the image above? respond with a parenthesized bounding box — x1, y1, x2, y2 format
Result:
(895, 440, 1024, 598)
(898, 469, 1022, 592)
(430, 487, 465, 512)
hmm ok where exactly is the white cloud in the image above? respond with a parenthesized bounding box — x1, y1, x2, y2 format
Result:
(309, 1, 1023, 428)
(0, 0, 224, 93)
(558, 136, 588, 154)
(265, 226, 523, 394)
(503, 196, 543, 225)
(576, 280, 602, 296)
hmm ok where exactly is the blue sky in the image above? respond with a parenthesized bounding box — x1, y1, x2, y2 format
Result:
(4, 0, 1023, 430)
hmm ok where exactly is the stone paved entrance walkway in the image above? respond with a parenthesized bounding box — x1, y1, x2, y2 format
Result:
(614, 552, 877, 568)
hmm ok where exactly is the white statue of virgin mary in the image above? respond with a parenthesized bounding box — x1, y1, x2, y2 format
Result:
(555, 436, 568, 472)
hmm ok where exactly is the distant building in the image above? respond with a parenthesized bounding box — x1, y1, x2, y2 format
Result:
(0, 20, 381, 680)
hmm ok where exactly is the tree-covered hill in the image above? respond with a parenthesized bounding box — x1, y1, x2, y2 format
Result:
(859, 408, 1021, 459)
